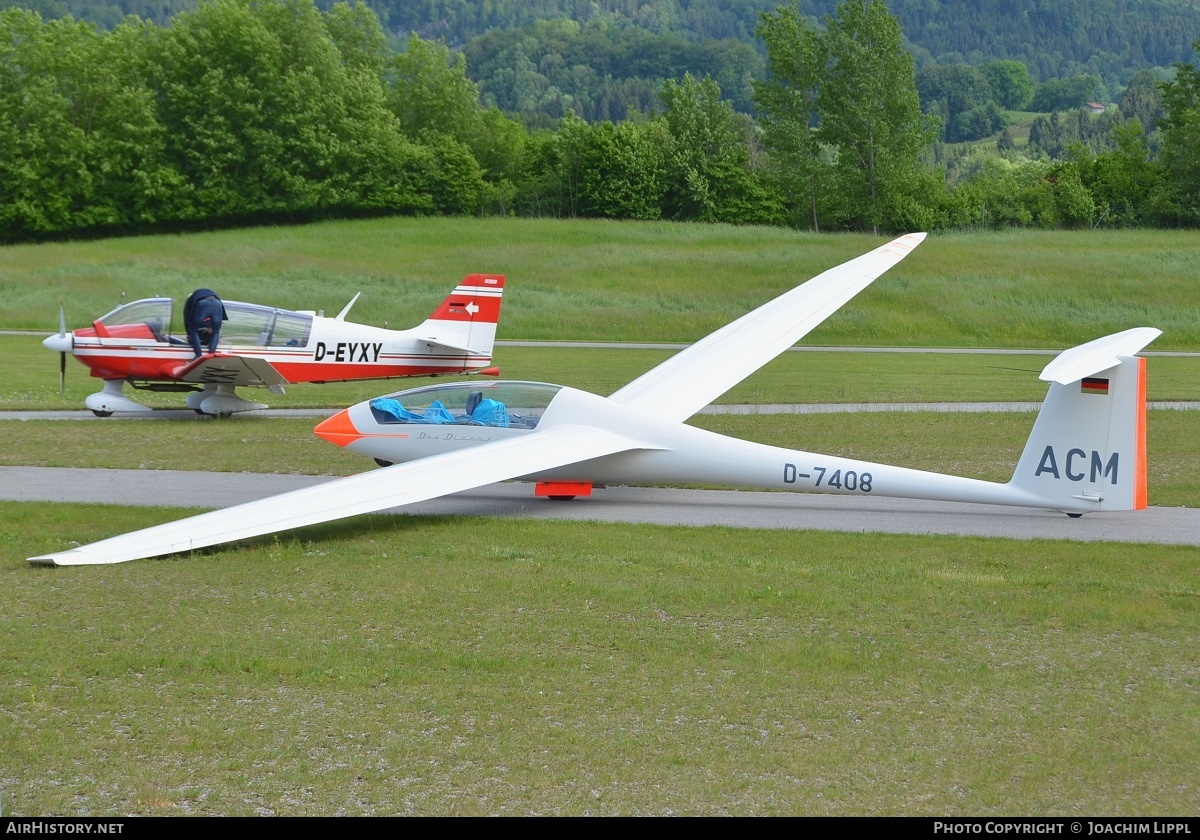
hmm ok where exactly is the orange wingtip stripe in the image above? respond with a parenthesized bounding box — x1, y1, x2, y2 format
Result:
(313, 409, 362, 447)
(1134, 357, 1148, 509)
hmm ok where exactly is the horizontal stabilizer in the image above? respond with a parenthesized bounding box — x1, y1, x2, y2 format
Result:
(1039, 327, 1161, 385)
(417, 337, 489, 356)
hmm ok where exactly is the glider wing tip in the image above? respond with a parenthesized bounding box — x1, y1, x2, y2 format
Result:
(28, 554, 63, 567)
(27, 548, 109, 566)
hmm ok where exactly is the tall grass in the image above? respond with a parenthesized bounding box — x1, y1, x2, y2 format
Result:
(3, 218, 1198, 348)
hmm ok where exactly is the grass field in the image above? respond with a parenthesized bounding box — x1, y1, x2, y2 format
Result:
(2, 218, 1198, 816)
(2, 506, 1197, 816)
(4, 218, 1200, 349)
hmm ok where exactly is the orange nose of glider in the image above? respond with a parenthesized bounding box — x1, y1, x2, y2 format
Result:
(314, 408, 363, 447)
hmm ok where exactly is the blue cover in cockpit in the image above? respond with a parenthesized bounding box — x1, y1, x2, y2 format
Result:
(370, 398, 421, 421)
(370, 398, 456, 424)
(421, 400, 455, 423)
(470, 398, 509, 427)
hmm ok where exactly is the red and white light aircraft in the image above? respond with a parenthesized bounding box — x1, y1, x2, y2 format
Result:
(30, 233, 1162, 566)
(43, 275, 505, 417)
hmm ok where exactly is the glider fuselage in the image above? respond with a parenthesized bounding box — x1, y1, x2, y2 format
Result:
(321, 382, 1084, 513)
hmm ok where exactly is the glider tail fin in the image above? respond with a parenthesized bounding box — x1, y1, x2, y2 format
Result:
(1007, 328, 1160, 513)
(416, 274, 505, 355)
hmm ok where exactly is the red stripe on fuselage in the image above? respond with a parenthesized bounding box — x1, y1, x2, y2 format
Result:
(69, 342, 491, 384)
(269, 359, 493, 383)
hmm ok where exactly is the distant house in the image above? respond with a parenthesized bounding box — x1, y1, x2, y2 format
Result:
(1086, 102, 1108, 114)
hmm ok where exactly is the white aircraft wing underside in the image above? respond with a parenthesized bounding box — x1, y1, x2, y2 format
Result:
(608, 232, 926, 423)
(28, 425, 647, 566)
(179, 354, 290, 389)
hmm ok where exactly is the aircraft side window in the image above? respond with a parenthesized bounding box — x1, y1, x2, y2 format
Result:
(271, 310, 312, 347)
(221, 304, 270, 346)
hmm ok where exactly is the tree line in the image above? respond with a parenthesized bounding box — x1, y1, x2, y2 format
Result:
(7, 0, 1199, 127)
(2, 0, 1199, 243)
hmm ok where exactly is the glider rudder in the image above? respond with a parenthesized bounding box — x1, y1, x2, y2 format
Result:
(1007, 329, 1159, 513)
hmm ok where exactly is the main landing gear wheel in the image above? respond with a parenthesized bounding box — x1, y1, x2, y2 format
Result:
(91, 409, 113, 418)
(1067, 513, 1083, 518)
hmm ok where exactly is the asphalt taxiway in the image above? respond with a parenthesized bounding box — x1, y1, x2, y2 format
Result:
(4, 465, 1197, 547)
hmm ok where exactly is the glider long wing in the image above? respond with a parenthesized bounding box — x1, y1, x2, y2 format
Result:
(609, 232, 926, 423)
(28, 425, 645, 566)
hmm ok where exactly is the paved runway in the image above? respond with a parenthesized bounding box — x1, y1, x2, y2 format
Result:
(4, 466, 1198, 547)
(4, 399, 1198, 422)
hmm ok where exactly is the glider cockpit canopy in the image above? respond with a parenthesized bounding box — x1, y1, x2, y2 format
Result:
(368, 380, 563, 430)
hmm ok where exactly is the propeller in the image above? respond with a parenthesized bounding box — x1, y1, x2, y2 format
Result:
(42, 304, 73, 397)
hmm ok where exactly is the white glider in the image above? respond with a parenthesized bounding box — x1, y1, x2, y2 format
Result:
(29, 232, 1161, 566)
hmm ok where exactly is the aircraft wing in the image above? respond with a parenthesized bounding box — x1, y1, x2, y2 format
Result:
(608, 232, 926, 423)
(27, 426, 647, 566)
(170, 354, 290, 390)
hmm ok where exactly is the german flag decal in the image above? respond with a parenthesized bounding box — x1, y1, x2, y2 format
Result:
(1081, 377, 1110, 395)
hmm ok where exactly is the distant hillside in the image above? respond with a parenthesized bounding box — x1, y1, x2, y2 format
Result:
(7, 0, 1199, 120)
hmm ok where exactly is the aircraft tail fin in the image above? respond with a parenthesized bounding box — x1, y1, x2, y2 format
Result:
(1007, 328, 1160, 513)
(415, 274, 505, 355)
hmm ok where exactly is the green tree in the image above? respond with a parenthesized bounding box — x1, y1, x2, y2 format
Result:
(917, 63, 996, 141)
(323, 0, 392, 78)
(981, 60, 1034, 110)
(1156, 46, 1200, 224)
(753, 4, 832, 231)
(1118, 70, 1165, 134)
(0, 9, 180, 239)
(658, 73, 781, 224)
(816, 0, 939, 232)
(390, 33, 483, 143)
(389, 31, 530, 212)
(576, 120, 667, 220)
(1030, 75, 1104, 113)
(151, 0, 453, 223)
(1074, 121, 1163, 227)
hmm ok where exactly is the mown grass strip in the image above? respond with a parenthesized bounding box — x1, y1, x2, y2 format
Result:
(2, 505, 1197, 815)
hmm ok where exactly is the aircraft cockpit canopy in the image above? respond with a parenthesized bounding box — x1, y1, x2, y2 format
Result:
(221, 301, 312, 348)
(97, 298, 174, 341)
(94, 297, 313, 348)
(369, 381, 562, 430)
